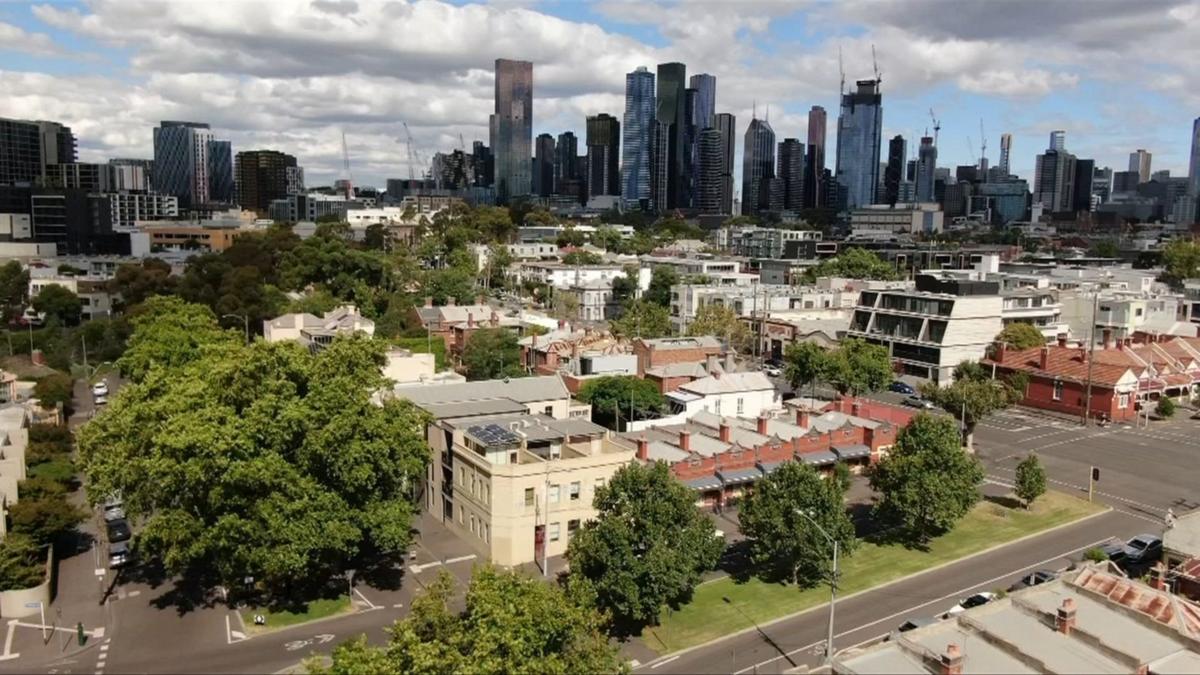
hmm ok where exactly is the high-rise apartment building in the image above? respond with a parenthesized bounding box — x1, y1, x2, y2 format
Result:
(1071, 158, 1095, 212)
(555, 131, 579, 190)
(656, 62, 688, 209)
(1129, 149, 1152, 184)
(714, 113, 736, 214)
(491, 59, 533, 203)
(741, 116, 776, 216)
(650, 120, 670, 212)
(534, 133, 555, 197)
(207, 140, 234, 204)
(687, 73, 717, 210)
(688, 74, 716, 130)
(153, 121, 214, 209)
(0, 118, 76, 186)
(884, 135, 906, 206)
(915, 136, 937, 203)
(805, 106, 827, 208)
(108, 158, 153, 192)
(621, 67, 656, 210)
(683, 87, 699, 208)
(835, 80, 883, 209)
(585, 114, 620, 198)
(234, 150, 298, 215)
(998, 133, 1012, 176)
(472, 141, 494, 188)
(697, 127, 725, 214)
(1049, 130, 1066, 152)
(777, 138, 805, 211)
(1033, 148, 1076, 212)
(1189, 117, 1200, 198)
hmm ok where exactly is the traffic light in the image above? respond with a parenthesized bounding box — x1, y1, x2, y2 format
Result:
(1092, 467, 1100, 482)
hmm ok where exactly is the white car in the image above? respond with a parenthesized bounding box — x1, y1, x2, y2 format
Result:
(763, 365, 783, 377)
(92, 381, 109, 397)
(944, 592, 996, 617)
(94, 395, 108, 407)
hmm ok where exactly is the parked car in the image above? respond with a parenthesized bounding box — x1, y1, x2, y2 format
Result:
(1098, 538, 1128, 566)
(889, 381, 916, 395)
(94, 395, 108, 406)
(1007, 569, 1058, 592)
(106, 518, 131, 543)
(762, 364, 782, 377)
(92, 380, 109, 397)
(1123, 534, 1163, 565)
(944, 592, 995, 617)
(888, 617, 937, 640)
(108, 541, 130, 568)
(904, 395, 934, 409)
(103, 503, 125, 522)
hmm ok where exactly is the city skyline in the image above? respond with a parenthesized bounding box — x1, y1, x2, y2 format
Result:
(1, 1, 1198, 189)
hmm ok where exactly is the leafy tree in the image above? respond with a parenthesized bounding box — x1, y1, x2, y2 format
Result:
(17, 476, 67, 501)
(31, 285, 82, 326)
(611, 271, 638, 305)
(995, 322, 1046, 351)
(833, 461, 852, 494)
(567, 462, 723, 633)
(484, 243, 513, 291)
(784, 342, 830, 396)
(362, 223, 391, 251)
(952, 359, 990, 383)
(824, 338, 893, 395)
(1157, 396, 1177, 418)
(0, 534, 45, 591)
(562, 250, 603, 266)
(29, 423, 72, 446)
(687, 304, 752, 353)
(78, 332, 431, 595)
(0, 260, 29, 320)
(33, 373, 73, 411)
(1090, 239, 1119, 258)
(577, 376, 666, 430)
(610, 300, 671, 339)
(590, 226, 624, 252)
(804, 248, 898, 281)
(461, 328, 524, 380)
(1083, 547, 1108, 563)
(9, 494, 83, 545)
(550, 290, 581, 322)
(1161, 239, 1200, 288)
(738, 462, 855, 585)
(117, 296, 240, 383)
(921, 373, 1021, 449)
(317, 568, 623, 675)
(1014, 453, 1046, 509)
(869, 414, 985, 544)
(285, 289, 341, 316)
(556, 228, 587, 248)
(108, 258, 175, 308)
(643, 266, 679, 306)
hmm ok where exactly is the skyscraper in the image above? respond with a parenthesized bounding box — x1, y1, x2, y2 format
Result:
(234, 149, 298, 215)
(555, 131, 578, 189)
(656, 62, 687, 209)
(491, 58, 533, 203)
(835, 80, 883, 209)
(1049, 130, 1066, 152)
(621, 66, 655, 210)
(998, 133, 1012, 176)
(1033, 148, 1076, 212)
(741, 116, 776, 216)
(207, 139, 234, 204)
(1129, 149, 1152, 184)
(650, 120, 670, 212)
(534, 133, 555, 197)
(805, 106, 826, 208)
(1072, 158, 1095, 212)
(884, 135, 906, 206)
(0, 118, 76, 185)
(777, 138, 805, 211)
(586, 114, 620, 198)
(472, 141, 494, 188)
(1189, 117, 1200, 198)
(688, 73, 716, 210)
(683, 87, 699, 208)
(915, 136, 937, 203)
(697, 127, 725, 214)
(153, 121, 214, 209)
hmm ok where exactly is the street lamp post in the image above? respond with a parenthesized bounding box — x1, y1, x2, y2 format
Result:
(796, 509, 839, 665)
(222, 314, 250, 344)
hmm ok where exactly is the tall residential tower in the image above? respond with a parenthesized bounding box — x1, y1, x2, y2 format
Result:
(621, 67, 655, 210)
(491, 58, 533, 203)
(834, 80, 883, 209)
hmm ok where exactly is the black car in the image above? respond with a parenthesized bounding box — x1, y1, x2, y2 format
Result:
(106, 518, 132, 543)
(1007, 569, 1058, 592)
(1124, 534, 1163, 565)
(1098, 538, 1127, 565)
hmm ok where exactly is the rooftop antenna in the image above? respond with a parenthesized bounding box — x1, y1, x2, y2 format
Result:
(341, 131, 353, 199)
(765, 104, 770, 123)
(838, 45, 845, 96)
(753, 99, 757, 120)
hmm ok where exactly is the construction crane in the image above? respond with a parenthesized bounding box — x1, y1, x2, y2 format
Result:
(965, 136, 977, 165)
(979, 119, 988, 170)
(401, 122, 418, 181)
(871, 44, 882, 87)
(340, 131, 353, 199)
(928, 108, 941, 147)
(458, 132, 467, 152)
(838, 45, 845, 96)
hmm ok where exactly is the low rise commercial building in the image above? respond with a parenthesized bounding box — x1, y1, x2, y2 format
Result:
(848, 203, 943, 238)
(671, 282, 857, 333)
(718, 226, 822, 259)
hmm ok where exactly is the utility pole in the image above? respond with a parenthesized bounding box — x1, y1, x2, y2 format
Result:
(1082, 293, 1098, 425)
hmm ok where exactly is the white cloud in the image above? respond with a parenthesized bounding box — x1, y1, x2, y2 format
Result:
(957, 69, 1079, 99)
(0, 20, 63, 57)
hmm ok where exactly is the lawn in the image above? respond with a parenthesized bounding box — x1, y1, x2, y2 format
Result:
(642, 490, 1105, 653)
(393, 336, 448, 370)
(240, 595, 353, 635)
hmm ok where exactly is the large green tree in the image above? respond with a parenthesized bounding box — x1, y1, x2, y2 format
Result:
(824, 338, 893, 396)
(643, 266, 679, 307)
(318, 568, 623, 675)
(1162, 239, 1200, 288)
(9, 491, 83, 546)
(461, 328, 524, 380)
(784, 341, 830, 396)
(995, 322, 1046, 351)
(33, 373, 73, 411)
(1014, 453, 1046, 509)
(108, 258, 175, 308)
(567, 462, 723, 633)
(0, 261, 29, 321)
(921, 368, 1021, 449)
(868, 414, 984, 544)
(738, 462, 855, 585)
(687, 304, 752, 353)
(32, 285, 82, 326)
(0, 534, 45, 591)
(577, 376, 666, 430)
(117, 296, 241, 383)
(610, 300, 671, 339)
(804, 248, 898, 281)
(79, 313, 430, 595)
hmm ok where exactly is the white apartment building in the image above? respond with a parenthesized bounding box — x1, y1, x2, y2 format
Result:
(109, 192, 178, 228)
(262, 305, 375, 352)
(718, 226, 822, 259)
(640, 255, 748, 284)
(27, 272, 114, 320)
(511, 261, 652, 293)
(557, 283, 617, 323)
(848, 203, 944, 238)
(628, 370, 780, 431)
(846, 274, 1003, 384)
(1001, 288, 1069, 340)
(1060, 291, 1193, 343)
(671, 283, 858, 333)
(516, 223, 635, 243)
(471, 242, 559, 271)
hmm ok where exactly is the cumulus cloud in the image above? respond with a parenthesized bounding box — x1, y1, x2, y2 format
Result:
(0, 20, 63, 57)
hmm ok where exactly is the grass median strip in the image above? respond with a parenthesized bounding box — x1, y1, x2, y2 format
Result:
(240, 595, 353, 635)
(642, 490, 1105, 653)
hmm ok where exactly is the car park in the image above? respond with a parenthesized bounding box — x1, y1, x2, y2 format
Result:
(945, 592, 995, 617)
(1123, 534, 1163, 566)
(92, 380, 108, 397)
(1007, 570, 1058, 592)
(889, 381, 916, 395)
(106, 518, 131, 543)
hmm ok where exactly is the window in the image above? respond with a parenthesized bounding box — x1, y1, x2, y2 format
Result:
(549, 522, 561, 542)
(569, 482, 581, 501)
(568, 519, 580, 539)
(458, 467, 465, 486)
(544, 405, 554, 415)
(458, 505, 464, 524)
(594, 477, 606, 493)
(482, 524, 489, 543)
(470, 515, 477, 534)
(1053, 380, 1064, 401)
(524, 487, 535, 508)
(736, 398, 744, 415)
(715, 399, 722, 414)
(549, 484, 560, 504)
(1119, 393, 1129, 409)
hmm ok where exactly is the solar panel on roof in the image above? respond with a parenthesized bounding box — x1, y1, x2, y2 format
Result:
(468, 424, 522, 447)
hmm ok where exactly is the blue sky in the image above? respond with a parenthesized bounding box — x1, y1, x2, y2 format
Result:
(1, 0, 1198, 189)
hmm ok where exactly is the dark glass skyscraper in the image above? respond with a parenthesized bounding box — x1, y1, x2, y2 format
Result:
(586, 114, 620, 198)
(687, 73, 716, 210)
(534, 133, 555, 197)
(697, 128, 724, 214)
(621, 67, 655, 210)
(656, 62, 687, 209)
(715, 113, 736, 214)
(0, 118, 77, 186)
(207, 139, 234, 204)
(491, 58, 533, 203)
(153, 120, 214, 209)
(555, 131, 578, 188)
(741, 117, 776, 216)
(835, 80, 883, 208)
(884, 135, 905, 206)
(234, 149, 297, 215)
(805, 106, 826, 208)
(650, 120, 670, 212)
(915, 136, 936, 203)
(777, 138, 805, 211)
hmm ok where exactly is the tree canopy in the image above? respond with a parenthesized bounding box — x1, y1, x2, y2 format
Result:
(117, 296, 241, 383)
(0, 261, 29, 321)
(1014, 453, 1046, 508)
(868, 414, 984, 543)
(783, 341, 830, 395)
(824, 338, 893, 396)
(995, 322, 1046, 351)
(921, 364, 1021, 447)
(643, 266, 679, 307)
(610, 300, 671, 339)
(804, 248, 898, 281)
(1161, 239, 1200, 288)
(461, 328, 525, 380)
(32, 285, 82, 326)
(687, 304, 752, 354)
(567, 462, 723, 633)
(577, 376, 666, 430)
(79, 305, 431, 595)
(562, 250, 603, 266)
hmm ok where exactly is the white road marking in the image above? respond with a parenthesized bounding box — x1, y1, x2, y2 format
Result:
(352, 587, 378, 610)
(408, 561, 442, 573)
(0, 620, 18, 661)
(649, 655, 679, 669)
(731, 537, 1114, 674)
(445, 554, 477, 565)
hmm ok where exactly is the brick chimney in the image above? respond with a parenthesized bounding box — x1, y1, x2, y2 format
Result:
(719, 421, 731, 443)
(447, 296, 456, 307)
(558, 319, 565, 330)
(796, 409, 811, 428)
(467, 312, 475, 328)
(939, 644, 963, 675)
(757, 414, 769, 435)
(531, 333, 538, 348)
(725, 351, 736, 372)
(995, 341, 1007, 361)
(636, 436, 649, 461)
(679, 430, 691, 453)
(1056, 597, 1077, 636)
(424, 296, 433, 307)
(1102, 327, 1113, 349)
(851, 401, 862, 417)
(706, 353, 719, 375)
(1057, 334, 1068, 348)
(1040, 346, 1050, 370)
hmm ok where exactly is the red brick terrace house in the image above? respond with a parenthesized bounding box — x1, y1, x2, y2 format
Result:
(631, 336, 723, 378)
(983, 332, 1199, 423)
(616, 397, 915, 508)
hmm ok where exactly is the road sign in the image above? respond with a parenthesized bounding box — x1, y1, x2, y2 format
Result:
(23, 602, 40, 609)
